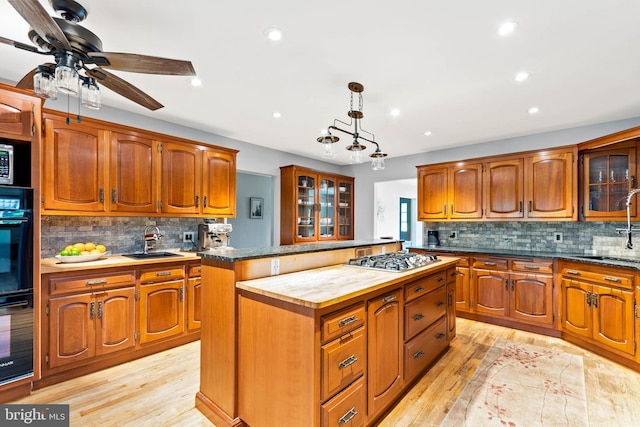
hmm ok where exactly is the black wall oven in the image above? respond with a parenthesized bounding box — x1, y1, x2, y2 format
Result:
(0, 186, 34, 384)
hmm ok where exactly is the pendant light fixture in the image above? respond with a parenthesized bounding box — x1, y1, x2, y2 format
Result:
(316, 82, 388, 170)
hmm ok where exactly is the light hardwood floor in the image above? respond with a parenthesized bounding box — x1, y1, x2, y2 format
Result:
(13, 318, 640, 426)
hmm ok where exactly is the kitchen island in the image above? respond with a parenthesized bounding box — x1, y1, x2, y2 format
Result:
(195, 240, 457, 427)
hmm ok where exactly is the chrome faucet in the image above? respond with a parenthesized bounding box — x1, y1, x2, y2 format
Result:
(143, 225, 163, 254)
(617, 189, 640, 249)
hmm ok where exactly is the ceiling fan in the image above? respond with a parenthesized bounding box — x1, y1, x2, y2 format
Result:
(0, 0, 197, 110)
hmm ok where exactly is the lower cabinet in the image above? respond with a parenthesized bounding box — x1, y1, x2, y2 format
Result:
(139, 266, 185, 344)
(186, 263, 202, 331)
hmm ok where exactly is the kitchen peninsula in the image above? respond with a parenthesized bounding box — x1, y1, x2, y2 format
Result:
(195, 240, 458, 427)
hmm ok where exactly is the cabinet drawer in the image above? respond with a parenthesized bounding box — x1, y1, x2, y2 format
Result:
(562, 268, 633, 290)
(140, 266, 185, 284)
(404, 271, 447, 303)
(321, 326, 366, 402)
(472, 257, 508, 270)
(456, 257, 470, 268)
(404, 317, 447, 381)
(405, 286, 447, 340)
(188, 264, 201, 277)
(321, 377, 365, 427)
(512, 259, 553, 274)
(49, 271, 136, 295)
(321, 303, 365, 344)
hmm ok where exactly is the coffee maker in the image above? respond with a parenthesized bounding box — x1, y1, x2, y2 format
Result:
(427, 230, 440, 248)
(197, 220, 232, 250)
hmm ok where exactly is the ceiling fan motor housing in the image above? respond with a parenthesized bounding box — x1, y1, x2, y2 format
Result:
(49, 0, 88, 22)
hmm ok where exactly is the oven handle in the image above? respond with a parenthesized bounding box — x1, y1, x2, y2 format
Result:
(0, 300, 29, 309)
(0, 218, 29, 224)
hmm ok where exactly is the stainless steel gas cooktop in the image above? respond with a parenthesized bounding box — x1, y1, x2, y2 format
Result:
(346, 251, 438, 272)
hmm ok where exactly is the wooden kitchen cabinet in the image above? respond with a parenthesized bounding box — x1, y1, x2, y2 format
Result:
(417, 163, 482, 220)
(561, 263, 635, 357)
(446, 267, 457, 341)
(186, 263, 202, 331)
(202, 149, 236, 216)
(42, 115, 108, 212)
(280, 165, 354, 244)
(0, 88, 37, 140)
(161, 140, 201, 215)
(526, 150, 576, 219)
(139, 266, 185, 343)
(485, 159, 524, 218)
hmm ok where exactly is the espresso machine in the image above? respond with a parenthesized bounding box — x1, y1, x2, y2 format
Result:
(197, 220, 232, 250)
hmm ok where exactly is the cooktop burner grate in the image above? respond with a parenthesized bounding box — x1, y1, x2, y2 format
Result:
(346, 251, 438, 272)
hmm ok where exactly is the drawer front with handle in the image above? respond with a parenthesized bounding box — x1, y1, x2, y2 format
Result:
(140, 266, 185, 284)
(511, 259, 553, 274)
(321, 377, 365, 427)
(49, 271, 136, 295)
(561, 266, 633, 290)
(321, 326, 366, 401)
(472, 257, 508, 270)
(404, 270, 447, 303)
(404, 317, 447, 381)
(322, 303, 365, 344)
(188, 263, 201, 277)
(404, 286, 447, 340)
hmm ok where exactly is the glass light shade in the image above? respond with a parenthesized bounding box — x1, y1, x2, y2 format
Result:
(55, 65, 79, 95)
(348, 150, 364, 164)
(371, 156, 385, 170)
(33, 70, 57, 99)
(81, 80, 101, 110)
(321, 142, 337, 158)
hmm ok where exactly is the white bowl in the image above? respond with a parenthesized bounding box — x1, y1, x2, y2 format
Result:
(55, 253, 107, 263)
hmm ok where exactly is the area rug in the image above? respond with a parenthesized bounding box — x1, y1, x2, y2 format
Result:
(440, 338, 589, 427)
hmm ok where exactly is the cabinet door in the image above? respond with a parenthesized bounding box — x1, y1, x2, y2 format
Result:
(139, 280, 185, 343)
(509, 273, 554, 327)
(0, 90, 34, 139)
(296, 172, 317, 242)
(42, 117, 107, 212)
(337, 179, 354, 240)
(474, 270, 508, 316)
(367, 288, 403, 419)
(202, 149, 236, 216)
(417, 166, 447, 219)
(95, 288, 136, 356)
(109, 131, 159, 213)
(187, 276, 202, 331)
(455, 267, 471, 312)
(161, 141, 201, 214)
(319, 176, 337, 240)
(561, 280, 592, 339)
(485, 159, 524, 218)
(449, 164, 483, 219)
(526, 151, 574, 218)
(446, 282, 456, 341)
(582, 149, 636, 219)
(592, 285, 635, 355)
(48, 293, 95, 368)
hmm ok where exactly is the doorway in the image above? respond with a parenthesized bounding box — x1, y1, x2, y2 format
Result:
(373, 179, 422, 249)
(399, 198, 411, 241)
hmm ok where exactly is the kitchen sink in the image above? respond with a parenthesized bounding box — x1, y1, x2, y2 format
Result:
(122, 252, 184, 259)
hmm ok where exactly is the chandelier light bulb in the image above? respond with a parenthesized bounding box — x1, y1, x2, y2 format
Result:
(348, 150, 364, 164)
(55, 64, 79, 95)
(321, 142, 337, 158)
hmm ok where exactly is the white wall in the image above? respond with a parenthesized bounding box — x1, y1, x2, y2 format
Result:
(373, 179, 422, 247)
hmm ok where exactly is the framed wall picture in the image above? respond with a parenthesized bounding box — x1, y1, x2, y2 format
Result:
(250, 197, 264, 219)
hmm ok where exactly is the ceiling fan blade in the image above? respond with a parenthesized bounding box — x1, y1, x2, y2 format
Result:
(8, 0, 71, 51)
(0, 35, 40, 53)
(86, 67, 164, 111)
(87, 52, 196, 76)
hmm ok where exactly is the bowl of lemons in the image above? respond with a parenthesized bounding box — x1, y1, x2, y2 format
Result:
(55, 242, 108, 263)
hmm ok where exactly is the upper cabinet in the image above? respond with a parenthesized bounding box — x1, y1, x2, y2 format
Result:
(280, 165, 354, 244)
(0, 88, 38, 140)
(417, 146, 577, 222)
(41, 111, 237, 217)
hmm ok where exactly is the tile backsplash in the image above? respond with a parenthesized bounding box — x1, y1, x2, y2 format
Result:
(41, 216, 203, 258)
(422, 221, 640, 259)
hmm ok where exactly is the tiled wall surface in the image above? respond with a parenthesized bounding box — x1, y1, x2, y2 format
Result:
(41, 216, 203, 258)
(422, 221, 639, 258)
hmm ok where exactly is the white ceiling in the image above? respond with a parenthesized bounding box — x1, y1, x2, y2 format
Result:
(2, 1, 640, 165)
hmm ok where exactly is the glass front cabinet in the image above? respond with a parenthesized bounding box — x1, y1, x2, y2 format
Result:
(581, 147, 637, 220)
(281, 165, 354, 244)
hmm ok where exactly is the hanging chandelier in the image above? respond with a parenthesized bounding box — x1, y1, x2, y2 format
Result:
(316, 82, 388, 170)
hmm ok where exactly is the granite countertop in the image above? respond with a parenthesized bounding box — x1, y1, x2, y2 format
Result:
(236, 256, 458, 309)
(408, 245, 640, 271)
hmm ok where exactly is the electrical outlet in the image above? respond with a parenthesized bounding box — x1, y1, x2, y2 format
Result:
(270, 258, 280, 276)
(553, 232, 563, 243)
(450, 231, 458, 239)
(183, 232, 195, 243)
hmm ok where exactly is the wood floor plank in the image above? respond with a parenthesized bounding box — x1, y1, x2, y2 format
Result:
(11, 318, 640, 426)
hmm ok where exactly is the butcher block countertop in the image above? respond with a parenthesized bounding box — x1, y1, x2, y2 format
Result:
(235, 255, 458, 309)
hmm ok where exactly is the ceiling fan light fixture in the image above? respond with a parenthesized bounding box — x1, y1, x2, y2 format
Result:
(54, 52, 80, 95)
(33, 65, 57, 99)
(81, 77, 101, 110)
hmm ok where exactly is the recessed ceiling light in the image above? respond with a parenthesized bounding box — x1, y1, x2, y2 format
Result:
(528, 107, 540, 114)
(514, 72, 529, 82)
(390, 108, 400, 117)
(498, 21, 518, 36)
(264, 27, 283, 41)
(188, 77, 202, 87)
(273, 112, 282, 118)
(424, 131, 432, 136)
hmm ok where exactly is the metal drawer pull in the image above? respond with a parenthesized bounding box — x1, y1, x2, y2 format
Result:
(484, 262, 497, 266)
(566, 270, 581, 275)
(338, 408, 358, 425)
(97, 301, 103, 319)
(413, 286, 424, 293)
(436, 332, 445, 339)
(586, 291, 592, 307)
(382, 295, 396, 303)
(592, 293, 598, 308)
(338, 315, 357, 327)
(89, 301, 95, 319)
(338, 355, 358, 369)
(437, 277, 444, 282)
(413, 313, 424, 321)
(603, 276, 622, 283)
(436, 301, 445, 307)
(156, 271, 172, 276)
(413, 350, 424, 359)
(85, 279, 107, 285)
(524, 265, 540, 270)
